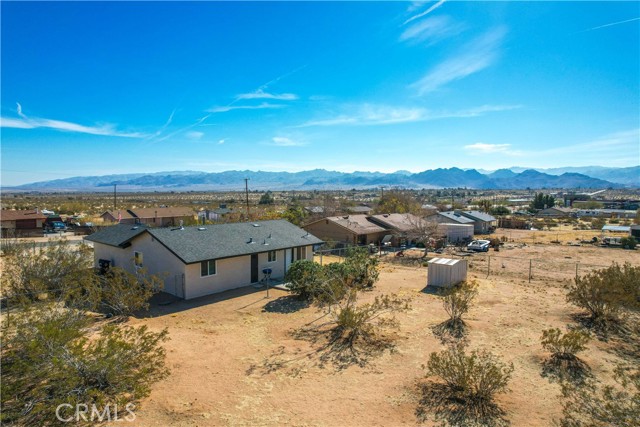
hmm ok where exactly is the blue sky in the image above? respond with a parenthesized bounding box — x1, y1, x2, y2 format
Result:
(1, 1, 639, 186)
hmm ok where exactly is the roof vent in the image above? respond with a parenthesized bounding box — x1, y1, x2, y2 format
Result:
(252, 223, 261, 227)
(131, 226, 139, 230)
(248, 237, 255, 244)
(268, 233, 272, 239)
(198, 227, 207, 231)
(263, 239, 269, 245)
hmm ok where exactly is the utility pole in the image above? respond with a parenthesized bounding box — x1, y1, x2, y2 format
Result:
(113, 184, 117, 211)
(244, 178, 250, 219)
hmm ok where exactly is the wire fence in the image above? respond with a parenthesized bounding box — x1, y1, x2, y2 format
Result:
(312, 244, 614, 285)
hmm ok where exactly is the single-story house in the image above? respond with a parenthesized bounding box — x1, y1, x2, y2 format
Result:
(455, 211, 497, 234)
(303, 215, 388, 246)
(198, 206, 232, 222)
(1, 209, 47, 237)
(101, 207, 196, 226)
(434, 211, 476, 227)
(85, 220, 323, 300)
(347, 205, 373, 214)
(536, 207, 574, 218)
(367, 213, 427, 245)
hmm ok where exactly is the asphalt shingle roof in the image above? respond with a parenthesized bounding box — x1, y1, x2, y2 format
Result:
(323, 215, 387, 234)
(1, 209, 48, 221)
(147, 220, 323, 264)
(458, 211, 496, 222)
(368, 213, 424, 232)
(84, 224, 148, 247)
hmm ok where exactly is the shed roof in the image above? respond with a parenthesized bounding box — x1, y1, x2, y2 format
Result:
(84, 224, 148, 247)
(428, 257, 463, 266)
(601, 225, 631, 232)
(148, 220, 323, 264)
(0, 209, 47, 221)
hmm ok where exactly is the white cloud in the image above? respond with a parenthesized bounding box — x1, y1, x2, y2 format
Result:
(236, 89, 298, 101)
(218, 139, 225, 145)
(465, 143, 512, 154)
(412, 27, 506, 95)
(1, 106, 146, 138)
(271, 136, 306, 147)
(404, 0, 446, 25)
(207, 103, 286, 113)
(186, 131, 204, 140)
(400, 15, 464, 43)
(297, 103, 520, 127)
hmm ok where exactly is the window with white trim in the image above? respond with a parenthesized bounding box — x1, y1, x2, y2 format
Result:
(268, 250, 277, 263)
(200, 260, 216, 277)
(134, 251, 143, 267)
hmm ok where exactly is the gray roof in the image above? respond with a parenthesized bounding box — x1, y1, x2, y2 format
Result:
(602, 225, 631, 232)
(84, 224, 148, 247)
(458, 210, 496, 223)
(437, 212, 475, 224)
(147, 220, 323, 264)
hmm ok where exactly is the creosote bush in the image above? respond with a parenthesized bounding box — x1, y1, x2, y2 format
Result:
(566, 262, 640, 327)
(0, 309, 169, 427)
(426, 345, 514, 410)
(541, 328, 591, 360)
(441, 280, 478, 326)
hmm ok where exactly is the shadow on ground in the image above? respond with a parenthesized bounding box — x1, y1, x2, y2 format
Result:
(540, 355, 593, 386)
(431, 318, 469, 345)
(262, 295, 309, 314)
(416, 381, 510, 427)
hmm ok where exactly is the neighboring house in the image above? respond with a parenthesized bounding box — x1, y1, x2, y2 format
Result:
(0, 209, 47, 237)
(85, 220, 323, 300)
(536, 207, 574, 218)
(367, 213, 427, 245)
(303, 215, 388, 246)
(456, 211, 497, 234)
(435, 211, 476, 227)
(198, 206, 232, 222)
(347, 205, 373, 214)
(101, 207, 196, 226)
(304, 206, 325, 215)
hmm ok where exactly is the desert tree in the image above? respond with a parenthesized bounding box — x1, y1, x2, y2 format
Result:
(375, 189, 421, 214)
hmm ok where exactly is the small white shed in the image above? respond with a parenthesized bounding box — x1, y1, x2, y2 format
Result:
(427, 257, 468, 288)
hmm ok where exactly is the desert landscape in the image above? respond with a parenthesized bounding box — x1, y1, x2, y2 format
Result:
(124, 235, 638, 427)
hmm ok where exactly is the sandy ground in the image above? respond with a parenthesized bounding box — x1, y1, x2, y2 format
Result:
(129, 236, 638, 427)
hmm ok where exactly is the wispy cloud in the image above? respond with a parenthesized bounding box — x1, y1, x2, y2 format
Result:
(270, 136, 307, 147)
(412, 26, 506, 95)
(400, 15, 465, 44)
(236, 89, 298, 101)
(578, 17, 640, 33)
(297, 103, 520, 127)
(207, 103, 286, 113)
(218, 139, 226, 145)
(1, 103, 146, 138)
(404, 0, 446, 25)
(186, 131, 204, 140)
(465, 143, 516, 154)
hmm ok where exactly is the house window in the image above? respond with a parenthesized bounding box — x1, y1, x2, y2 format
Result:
(200, 260, 216, 277)
(134, 251, 143, 267)
(268, 250, 277, 263)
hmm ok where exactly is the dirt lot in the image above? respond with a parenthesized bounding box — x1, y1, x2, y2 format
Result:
(129, 236, 638, 427)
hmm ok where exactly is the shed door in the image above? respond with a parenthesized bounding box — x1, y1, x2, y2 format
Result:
(251, 254, 259, 283)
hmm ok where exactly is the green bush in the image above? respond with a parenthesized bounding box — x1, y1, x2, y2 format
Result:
(621, 236, 637, 250)
(426, 345, 514, 406)
(285, 260, 326, 301)
(441, 280, 478, 326)
(541, 328, 591, 360)
(1, 309, 169, 426)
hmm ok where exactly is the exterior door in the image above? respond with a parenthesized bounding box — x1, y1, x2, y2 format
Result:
(251, 254, 259, 283)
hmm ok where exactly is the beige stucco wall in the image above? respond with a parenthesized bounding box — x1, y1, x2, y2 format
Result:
(133, 233, 188, 297)
(184, 255, 251, 299)
(304, 221, 356, 244)
(92, 242, 136, 273)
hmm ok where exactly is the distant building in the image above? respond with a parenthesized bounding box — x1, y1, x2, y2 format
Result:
(101, 207, 196, 226)
(347, 205, 373, 214)
(455, 211, 497, 234)
(536, 207, 574, 218)
(303, 215, 388, 246)
(1, 209, 47, 237)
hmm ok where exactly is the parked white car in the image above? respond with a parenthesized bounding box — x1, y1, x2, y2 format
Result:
(467, 239, 491, 252)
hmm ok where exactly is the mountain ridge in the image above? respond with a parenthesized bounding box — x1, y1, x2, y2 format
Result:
(6, 166, 636, 191)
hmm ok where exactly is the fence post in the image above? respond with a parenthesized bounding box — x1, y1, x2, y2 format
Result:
(487, 255, 491, 277)
(529, 259, 532, 283)
(575, 262, 579, 281)
(320, 252, 323, 266)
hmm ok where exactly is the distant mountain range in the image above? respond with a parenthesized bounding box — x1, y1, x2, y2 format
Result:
(7, 166, 638, 191)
